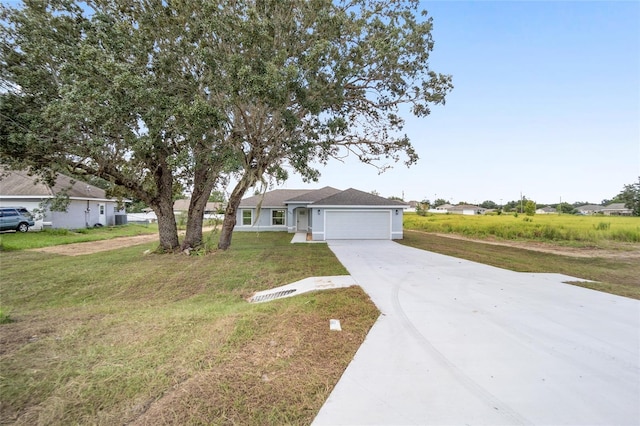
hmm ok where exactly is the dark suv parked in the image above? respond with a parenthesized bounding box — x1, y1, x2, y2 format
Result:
(0, 207, 35, 232)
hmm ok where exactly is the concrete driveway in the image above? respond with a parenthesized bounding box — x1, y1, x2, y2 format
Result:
(313, 240, 640, 426)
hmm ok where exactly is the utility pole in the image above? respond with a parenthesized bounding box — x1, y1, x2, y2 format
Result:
(520, 192, 523, 213)
(559, 196, 562, 215)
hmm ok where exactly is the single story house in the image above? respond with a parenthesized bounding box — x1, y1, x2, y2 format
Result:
(601, 203, 632, 216)
(236, 187, 407, 240)
(575, 204, 604, 215)
(429, 203, 454, 214)
(429, 204, 485, 215)
(173, 199, 224, 217)
(536, 206, 557, 214)
(447, 204, 487, 215)
(0, 169, 125, 229)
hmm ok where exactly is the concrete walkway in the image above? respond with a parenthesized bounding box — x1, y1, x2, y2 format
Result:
(313, 240, 640, 426)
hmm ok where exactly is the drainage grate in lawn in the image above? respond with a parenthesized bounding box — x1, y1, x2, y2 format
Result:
(250, 289, 297, 303)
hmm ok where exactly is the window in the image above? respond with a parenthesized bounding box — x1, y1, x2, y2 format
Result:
(271, 209, 285, 226)
(242, 209, 252, 225)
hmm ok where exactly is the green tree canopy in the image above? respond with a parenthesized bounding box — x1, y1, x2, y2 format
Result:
(618, 177, 640, 216)
(2, 0, 453, 251)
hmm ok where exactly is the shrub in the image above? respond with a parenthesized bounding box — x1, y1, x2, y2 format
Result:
(0, 308, 13, 324)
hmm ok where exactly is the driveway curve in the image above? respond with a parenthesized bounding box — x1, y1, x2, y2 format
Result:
(313, 240, 640, 426)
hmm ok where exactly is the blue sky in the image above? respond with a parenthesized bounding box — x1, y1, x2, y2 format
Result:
(3, 1, 637, 205)
(280, 0, 640, 205)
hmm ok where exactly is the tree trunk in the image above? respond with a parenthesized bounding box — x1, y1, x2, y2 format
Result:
(182, 171, 218, 250)
(151, 160, 180, 251)
(154, 196, 179, 251)
(218, 173, 256, 250)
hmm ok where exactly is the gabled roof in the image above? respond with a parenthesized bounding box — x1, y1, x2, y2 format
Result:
(239, 189, 312, 207)
(285, 186, 342, 203)
(448, 204, 484, 211)
(576, 204, 604, 211)
(311, 188, 407, 206)
(0, 169, 108, 199)
(603, 203, 629, 210)
(239, 187, 407, 208)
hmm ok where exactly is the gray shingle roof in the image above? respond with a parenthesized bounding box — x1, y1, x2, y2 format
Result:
(0, 169, 107, 199)
(239, 187, 407, 207)
(239, 189, 312, 207)
(285, 186, 342, 203)
(311, 188, 407, 206)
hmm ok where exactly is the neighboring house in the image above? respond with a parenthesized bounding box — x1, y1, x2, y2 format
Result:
(601, 203, 632, 216)
(446, 204, 487, 215)
(429, 204, 486, 215)
(237, 187, 408, 240)
(0, 169, 125, 229)
(429, 203, 453, 213)
(536, 206, 557, 214)
(173, 199, 224, 218)
(575, 204, 604, 215)
(406, 200, 419, 213)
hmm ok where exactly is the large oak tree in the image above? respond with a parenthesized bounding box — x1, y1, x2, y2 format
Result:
(1, 0, 453, 251)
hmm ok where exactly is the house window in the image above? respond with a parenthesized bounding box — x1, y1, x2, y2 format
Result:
(271, 209, 285, 226)
(242, 209, 253, 226)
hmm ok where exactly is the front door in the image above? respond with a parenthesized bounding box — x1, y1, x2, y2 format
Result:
(98, 203, 106, 226)
(296, 208, 308, 232)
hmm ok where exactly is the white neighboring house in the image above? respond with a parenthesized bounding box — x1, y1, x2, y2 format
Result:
(0, 169, 125, 230)
(429, 204, 486, 215)
(536, 206, 557, 214)
(429, 203, 454, 214)
(575, 204, 604, 215)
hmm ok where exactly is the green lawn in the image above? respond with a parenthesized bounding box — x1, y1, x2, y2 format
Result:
(0, 232, 378, 425)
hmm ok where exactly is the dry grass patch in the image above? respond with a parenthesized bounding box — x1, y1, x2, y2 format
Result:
(0, 233, 378, 425)
(133, 287, 377, 426)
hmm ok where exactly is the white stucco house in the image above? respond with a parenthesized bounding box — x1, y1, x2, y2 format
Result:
(536, 206, 557, 214)
(0, 169, 125, 229)
(236, 187, 407, 240)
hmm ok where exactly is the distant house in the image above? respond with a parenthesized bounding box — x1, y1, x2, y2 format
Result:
(446, 204, 487, 215)
(601, 203, 632, 216)
(237, 187, 407, 240)
(575, 204, 604, 215)
(173, 199, 224, 217)
(430, 203, 454, 214)
(0, 169, 125, 229)
(406, 200, 419, 213)
(429, 204, 486, 215)
(536, 206, 557, 214)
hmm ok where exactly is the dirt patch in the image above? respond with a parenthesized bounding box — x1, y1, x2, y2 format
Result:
(30, 234, 160, 256)
(407, 230, 640, 260)
(28, 227, 218, 256)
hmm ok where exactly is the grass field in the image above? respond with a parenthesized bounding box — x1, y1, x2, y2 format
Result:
(404, 212, 640, 245)
(0, 233, 378, 425)
(402, 213, 640, 299)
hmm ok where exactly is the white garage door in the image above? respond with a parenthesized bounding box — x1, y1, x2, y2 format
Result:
(325, 210, 391, 239)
